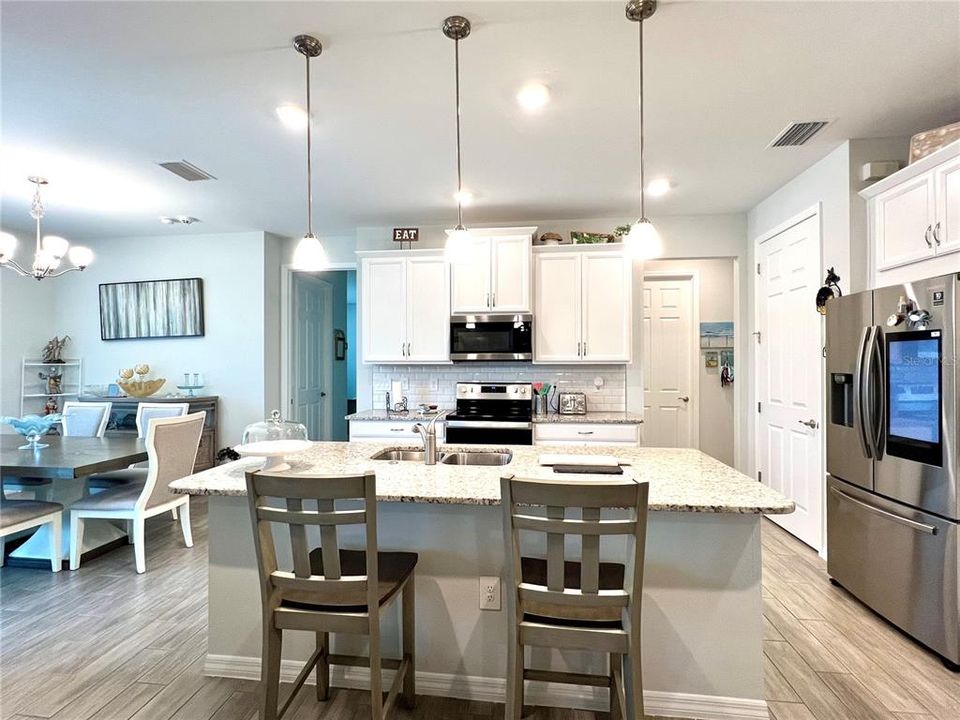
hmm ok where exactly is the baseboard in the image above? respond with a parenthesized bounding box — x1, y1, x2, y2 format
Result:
(205, 654, 769, 719)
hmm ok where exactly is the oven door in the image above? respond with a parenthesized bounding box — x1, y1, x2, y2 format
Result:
(445, 420, 533, 445)
(449, 314, 533, 361)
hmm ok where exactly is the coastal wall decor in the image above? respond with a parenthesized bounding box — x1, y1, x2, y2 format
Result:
(99, 277, 204, 340)
(700, 321, 734, 348)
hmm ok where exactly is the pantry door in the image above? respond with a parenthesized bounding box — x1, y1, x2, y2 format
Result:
(643, 275, 697, 448)
(756, 209, 824, 551)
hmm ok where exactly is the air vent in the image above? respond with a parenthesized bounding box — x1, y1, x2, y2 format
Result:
(768, 121, 831, 148)
(157, 160, 217, 182)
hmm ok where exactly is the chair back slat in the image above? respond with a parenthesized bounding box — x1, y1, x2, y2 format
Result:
(287, 498, 313, 578)
(510, 479, 639, 509)
(511, 515, 637, 536)
(545, 506, 565, 592)
(519, 584, 628, 609)
(254, 474, 366, 500)
(270, 571, 367, 595)
(318, 499, 342, 580)
(255, 507, 366, 526)
(580, 507, 601, 594)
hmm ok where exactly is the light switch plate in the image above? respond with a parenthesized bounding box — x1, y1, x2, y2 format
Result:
(479, 576, 501, 611)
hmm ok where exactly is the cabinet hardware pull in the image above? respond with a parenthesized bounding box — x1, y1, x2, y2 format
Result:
(492, 293, 496, 307)
(390, 428, 405, 432)
(933, 221, 942, 246)
(577, 431, 594, 435)
(577, 342, 581, 357)
(583, 341, 587, 356)
(924, 225, 933, 248)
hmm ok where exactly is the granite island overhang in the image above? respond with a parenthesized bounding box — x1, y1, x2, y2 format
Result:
(171, 442, 793, 719)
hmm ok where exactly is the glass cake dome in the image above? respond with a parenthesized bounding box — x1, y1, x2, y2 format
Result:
(242, 410, 308, 445)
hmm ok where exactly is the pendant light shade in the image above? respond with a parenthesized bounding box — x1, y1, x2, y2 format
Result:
(443, 15, 472, 260)
(625, 0, 662, 260)
(291, 34, 328, 272)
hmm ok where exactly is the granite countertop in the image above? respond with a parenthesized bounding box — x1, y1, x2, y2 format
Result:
(346, 409, 643, 425)
(171, 441, 793, 515)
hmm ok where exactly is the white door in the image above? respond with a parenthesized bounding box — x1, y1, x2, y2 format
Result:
(757, 213, 824, 550)
(450, 237, 492, 313)
(642, 277, 695, 447)
(582, 252, 631, 362)
(874, 174, 936, 271)
(406, 257, 450, 362)
(934, 154, 960, 257)
(362, 258, 406, 362)
(534, 253, 581, 362)
(293, 275, 332, 440)
(491, 235, 531, 312)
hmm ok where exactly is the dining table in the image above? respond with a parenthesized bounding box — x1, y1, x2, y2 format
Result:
(1, 434, 148, 566)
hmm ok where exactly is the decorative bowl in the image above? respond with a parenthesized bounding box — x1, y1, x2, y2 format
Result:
(1, 413, 62, 450)
(118, 379, 165, 398)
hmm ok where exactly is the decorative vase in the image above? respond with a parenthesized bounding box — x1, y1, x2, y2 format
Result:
(1, 414, 62, 450)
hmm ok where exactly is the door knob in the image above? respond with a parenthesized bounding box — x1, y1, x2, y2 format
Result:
(320, 392, 327, 397)
(798, 419, 818, 429)
(679, 396, 690, 403)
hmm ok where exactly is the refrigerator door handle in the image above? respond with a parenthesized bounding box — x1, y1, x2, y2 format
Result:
(853, 326, 873, 459)
(869, 326, 886, 459)
(829, 486, 937, 535)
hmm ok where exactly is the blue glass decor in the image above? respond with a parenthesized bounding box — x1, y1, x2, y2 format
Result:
(1, 414, 62, 450)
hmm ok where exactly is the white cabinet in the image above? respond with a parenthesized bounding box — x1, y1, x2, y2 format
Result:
(864, 140, 960, 284)
(361, 252, 450, 364)
(450, 227, 535, 314)
(534, 246, 632, 364)
(349, 419, 445, 443)
(534, 422, 639, 447)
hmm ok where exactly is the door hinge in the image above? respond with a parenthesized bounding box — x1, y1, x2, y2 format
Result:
(756, 263, 761, 275)
(758, 470, 763, 483)
(757, 401, 762, 413)
(753, 330, 762, 344)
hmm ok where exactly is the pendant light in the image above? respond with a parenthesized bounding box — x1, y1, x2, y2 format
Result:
(442, 15, 472, 262)
(624, 0, 663, 260)
(291, 34, 328, 271)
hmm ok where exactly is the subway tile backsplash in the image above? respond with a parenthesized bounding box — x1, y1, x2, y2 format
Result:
(371, 364, 627, 412)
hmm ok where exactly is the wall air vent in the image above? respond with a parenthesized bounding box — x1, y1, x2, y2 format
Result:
(157, 160, 217, 182)
(767, 120, 831, 148)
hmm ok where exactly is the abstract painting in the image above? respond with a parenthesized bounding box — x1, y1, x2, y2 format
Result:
(99, 278, 204, 340)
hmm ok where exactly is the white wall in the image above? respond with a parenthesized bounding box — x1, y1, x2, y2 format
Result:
(50, 231, 270, 444)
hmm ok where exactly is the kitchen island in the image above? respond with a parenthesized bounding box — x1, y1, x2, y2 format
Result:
(171, 442, 792, 719)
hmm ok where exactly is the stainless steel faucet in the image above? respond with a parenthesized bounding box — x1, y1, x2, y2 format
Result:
(412, 411, 449, 465)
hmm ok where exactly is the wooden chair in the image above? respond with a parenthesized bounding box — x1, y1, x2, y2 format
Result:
(0, 498, 63, 572)
(245, 469, 416, 720)
(500, 473, 649, 720)
(69, 412, 204, 573)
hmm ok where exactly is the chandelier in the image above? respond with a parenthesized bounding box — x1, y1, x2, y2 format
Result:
(0, 177, 94, 280)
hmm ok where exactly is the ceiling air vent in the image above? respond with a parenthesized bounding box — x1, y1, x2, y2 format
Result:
(157, 160, 217, 182)
(767, 121, 831, 148)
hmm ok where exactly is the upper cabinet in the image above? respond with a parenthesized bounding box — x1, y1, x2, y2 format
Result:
(534, 245, 632, 364)
(360, 252, 450, 364)
(863, 141, 960, 286)
(450, 227, 535, 313)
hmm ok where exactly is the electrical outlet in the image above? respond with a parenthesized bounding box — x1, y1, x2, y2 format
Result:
(479, 576, 501, 611)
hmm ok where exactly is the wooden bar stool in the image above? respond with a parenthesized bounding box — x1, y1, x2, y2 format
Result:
(500, 473, 649, 719)
(245, 469, 417, 720)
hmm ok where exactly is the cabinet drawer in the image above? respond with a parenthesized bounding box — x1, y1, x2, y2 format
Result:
(349, 421, 445, 442)
(534, 423, 639, 446)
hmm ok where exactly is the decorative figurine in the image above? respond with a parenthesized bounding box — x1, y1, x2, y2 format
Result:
(41, 335, 70, 364)
(43, 397, 60, 415)
(38, 369, 63, 395)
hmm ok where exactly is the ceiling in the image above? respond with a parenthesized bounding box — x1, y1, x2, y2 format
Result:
(1, 1, 958, 241)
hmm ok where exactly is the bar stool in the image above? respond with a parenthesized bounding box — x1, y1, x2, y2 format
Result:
(500, 473, 649, 720)
(245, 469, 417, 720)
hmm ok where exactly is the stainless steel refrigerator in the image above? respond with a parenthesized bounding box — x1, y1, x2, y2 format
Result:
(826, 272, 959, 670)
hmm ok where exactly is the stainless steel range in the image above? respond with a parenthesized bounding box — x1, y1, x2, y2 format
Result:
(825, 272, 959, 670)
(444, 383, 533, 445)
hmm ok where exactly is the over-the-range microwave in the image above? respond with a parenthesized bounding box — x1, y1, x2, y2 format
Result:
(449, 313, 533, 362)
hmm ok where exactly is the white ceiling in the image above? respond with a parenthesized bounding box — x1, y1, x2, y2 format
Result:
(1, 1, 958, 241)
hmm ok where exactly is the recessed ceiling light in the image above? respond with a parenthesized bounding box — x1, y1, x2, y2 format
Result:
(453, 189, 474, 206)
(159, 216, 200, 225)
(516, 83, 550, 112)
(275, 104, 308, 130)
(646, 178, 672, 197)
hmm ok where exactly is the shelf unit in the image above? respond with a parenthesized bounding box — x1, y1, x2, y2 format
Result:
(20, 358, 83, 416)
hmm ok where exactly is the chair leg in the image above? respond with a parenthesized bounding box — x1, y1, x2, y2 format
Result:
(262, 617, 283, 720)
(626, 651, 644, 720)
(171, 506, 179, 521)
(132, 517, 146, 573)
(178, 500, 193, 548)
(316, 632, 330, 701)
(610, 653, 624, 720)
(0, 537, 6, 567)
(505, 629, 524, 719)
(369, 616, 384, 720)
(126, 520, 134, 544)
(49, 515, 62, 573)
(69, 515, 84, 570)
(401, 578, 416, 708)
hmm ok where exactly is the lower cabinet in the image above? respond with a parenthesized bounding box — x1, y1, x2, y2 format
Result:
(349, 420, 445, 444)
(533, 423, 639, 446)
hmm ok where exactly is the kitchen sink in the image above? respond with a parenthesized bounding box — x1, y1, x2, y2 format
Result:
(369, 449, 428, 462)
(439, 451, 513, 466)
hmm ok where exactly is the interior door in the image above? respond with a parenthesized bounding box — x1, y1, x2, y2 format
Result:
(406, 257, 450, 362)
(362, 258, 406, 362)
(451, 236, 491, 313)
(534, 252, 581, 362)
(642, 276, 694, 447)
(582, 251, 631, 362)
(491, 235, 531, 312)
(293, 275, 331, 440)
(757, 213, 824, 550)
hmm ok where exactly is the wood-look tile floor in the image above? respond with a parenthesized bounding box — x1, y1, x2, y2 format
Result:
(2, 502, 960, 720)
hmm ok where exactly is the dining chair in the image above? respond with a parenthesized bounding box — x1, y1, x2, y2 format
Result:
(245, 468, 417, 720)
(69, 412, 204, 573)
(0, 497, 64, 572)
(500, 473, 649, 720)
(62, 400, 112, 437)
